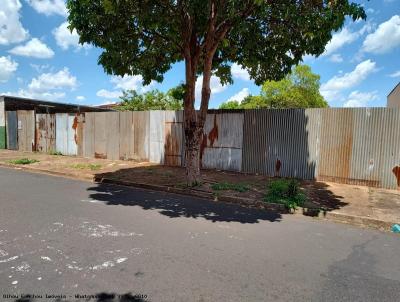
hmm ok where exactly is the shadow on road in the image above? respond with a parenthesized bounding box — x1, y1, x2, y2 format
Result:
(15, 292, 148, 302)
(87, 183, 282, 224)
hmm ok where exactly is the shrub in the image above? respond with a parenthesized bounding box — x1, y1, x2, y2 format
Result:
(7, 158, 39, 165)
(70, 163, 101, 171)
(264, 179, 306, 210)
(211, 182, 250, 193)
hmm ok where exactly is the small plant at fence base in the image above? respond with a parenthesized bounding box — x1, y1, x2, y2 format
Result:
(48, 150, 62, 156)
(264, 179, 306, 211)
(70, 163, 102, 171)
(211, 182, 250, 193)
(7, 158, 39, 165)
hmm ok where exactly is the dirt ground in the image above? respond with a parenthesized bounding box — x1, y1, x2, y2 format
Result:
(1, 150, 399, 225)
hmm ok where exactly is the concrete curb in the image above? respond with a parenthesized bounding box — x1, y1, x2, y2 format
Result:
(0, 162, 396, 232)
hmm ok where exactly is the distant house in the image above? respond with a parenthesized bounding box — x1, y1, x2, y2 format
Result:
(387, 82, 400, 108)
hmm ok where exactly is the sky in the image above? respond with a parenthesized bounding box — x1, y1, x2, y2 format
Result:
(0, 0, 399, 108)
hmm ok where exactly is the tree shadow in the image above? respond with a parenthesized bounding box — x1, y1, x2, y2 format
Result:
(15, 292, 148, 302)
(87, 182, 282, 224)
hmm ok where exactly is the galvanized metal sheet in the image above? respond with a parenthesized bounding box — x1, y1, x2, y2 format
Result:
(83, 112, 95, 158)
(106, 112, 120, 160)
(17, 110, 35, 152)
(119, 111, 134, 160)
(0, 99, 5, 149)
(6, 111, 18, 150)
(94, 112, 108, 159)
(149, 111, 165, 163)
(164, 111, 183, 166)
(132, 111, 150, 161)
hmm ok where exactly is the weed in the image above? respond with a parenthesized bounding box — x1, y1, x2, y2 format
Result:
(211, 182, 250, 192)
(7, 158, 39, 165)
(264, 179, 306, 210)
(48, 150, 62, 156)
(70, 163, 102, 170)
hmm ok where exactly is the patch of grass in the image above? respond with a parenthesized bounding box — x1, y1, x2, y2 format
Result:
(264, 179, 306, 210)
(70, 163, 102, 171)
(7, 158, 39, 165)
(48, 150, 62, 156)
(211, 182, 250, 193)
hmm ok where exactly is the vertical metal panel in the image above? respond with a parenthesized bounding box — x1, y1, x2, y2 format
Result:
(0, 99, 5, 149)
(35, 114, 55, 153)
(83, 112, 95, 158)
(67, 114, 78, 156)
(132, 111, 150, 161)
(56, 113, 68, 155)
(6, 111, 18, 150)
(17, 110, 35, 152)
(119, 111, 134, 160)
(94, 112, 107, 159)
(164, 110, 183, 166)
(149, 111, 165, 163)
(201, 112, 243, 171)
(106, 112, 120, 160)
(242, 109, 317, 178)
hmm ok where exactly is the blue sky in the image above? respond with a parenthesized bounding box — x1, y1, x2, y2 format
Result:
(0, 0, 399, 108)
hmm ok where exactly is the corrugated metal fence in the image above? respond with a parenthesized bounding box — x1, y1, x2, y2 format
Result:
(3, 108, 400, 189)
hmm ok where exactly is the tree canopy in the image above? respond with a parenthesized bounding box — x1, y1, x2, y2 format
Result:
(117, 86, 184, 111)
(219, 65, 328, 109)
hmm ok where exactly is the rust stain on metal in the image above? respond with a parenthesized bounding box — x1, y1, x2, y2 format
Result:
(208, 114, 219, 147)
(199, 132, 208, 168)
(72, 115, 79, 145)
(275, 159, 281, 176)
(392, 166, 400, 187)
(95, 152, 107, 159)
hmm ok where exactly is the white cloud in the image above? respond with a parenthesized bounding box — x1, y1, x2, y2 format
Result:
(227, 88, 250, 103)
(3, 68, 77, 101)
(323, 27, 360, 56)
(329, 54, 343, 63)
(195, 75, 227, 102)
(362, 15, 400, 54)
(0, 56, 18, 83)
(231, 63, 250, 81)
(26, 0, 67, 17)
(28, 68, 77, 92)
(322, 60, 377, 91)
(0, 0, 29, 45)
(9, 38, 54, 59)
(76, 95, 86, 101)
(96, 89, 122, 99)
(343, 90, 379, 107)
(389, 70, 400, 78)
(110, 75, 155, 92)
(97, 75, 155, 100)
(53, 22, 89, 51)
(320, 60, 377, 103)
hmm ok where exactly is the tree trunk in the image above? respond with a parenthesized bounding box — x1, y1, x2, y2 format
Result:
(183, 56, 202, 186)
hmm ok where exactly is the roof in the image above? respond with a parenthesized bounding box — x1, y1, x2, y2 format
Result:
(388, 82, 400, 97)
(0, 95, 112, 113)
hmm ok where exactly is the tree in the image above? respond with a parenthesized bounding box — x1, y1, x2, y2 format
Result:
(220, 65, 328, 109)
(67, 0, 365, 185)
(117, 87, 184, 111)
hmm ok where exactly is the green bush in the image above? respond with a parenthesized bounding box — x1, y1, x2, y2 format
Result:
(211, 182, 250, 193)
(7, 158, 39, 165)
(264, 179, 306, 210)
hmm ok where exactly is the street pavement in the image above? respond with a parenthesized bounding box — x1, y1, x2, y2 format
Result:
(0, 167, 399, 302)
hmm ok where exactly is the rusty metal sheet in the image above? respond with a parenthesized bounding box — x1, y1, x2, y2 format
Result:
(164, 111, 184, 166)
(201, 112, 243, 171)
(17, 110, 35, 152)
(35, 114, 56, 153)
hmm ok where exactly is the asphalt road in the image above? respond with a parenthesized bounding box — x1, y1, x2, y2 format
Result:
(0, 167, 399, 302)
